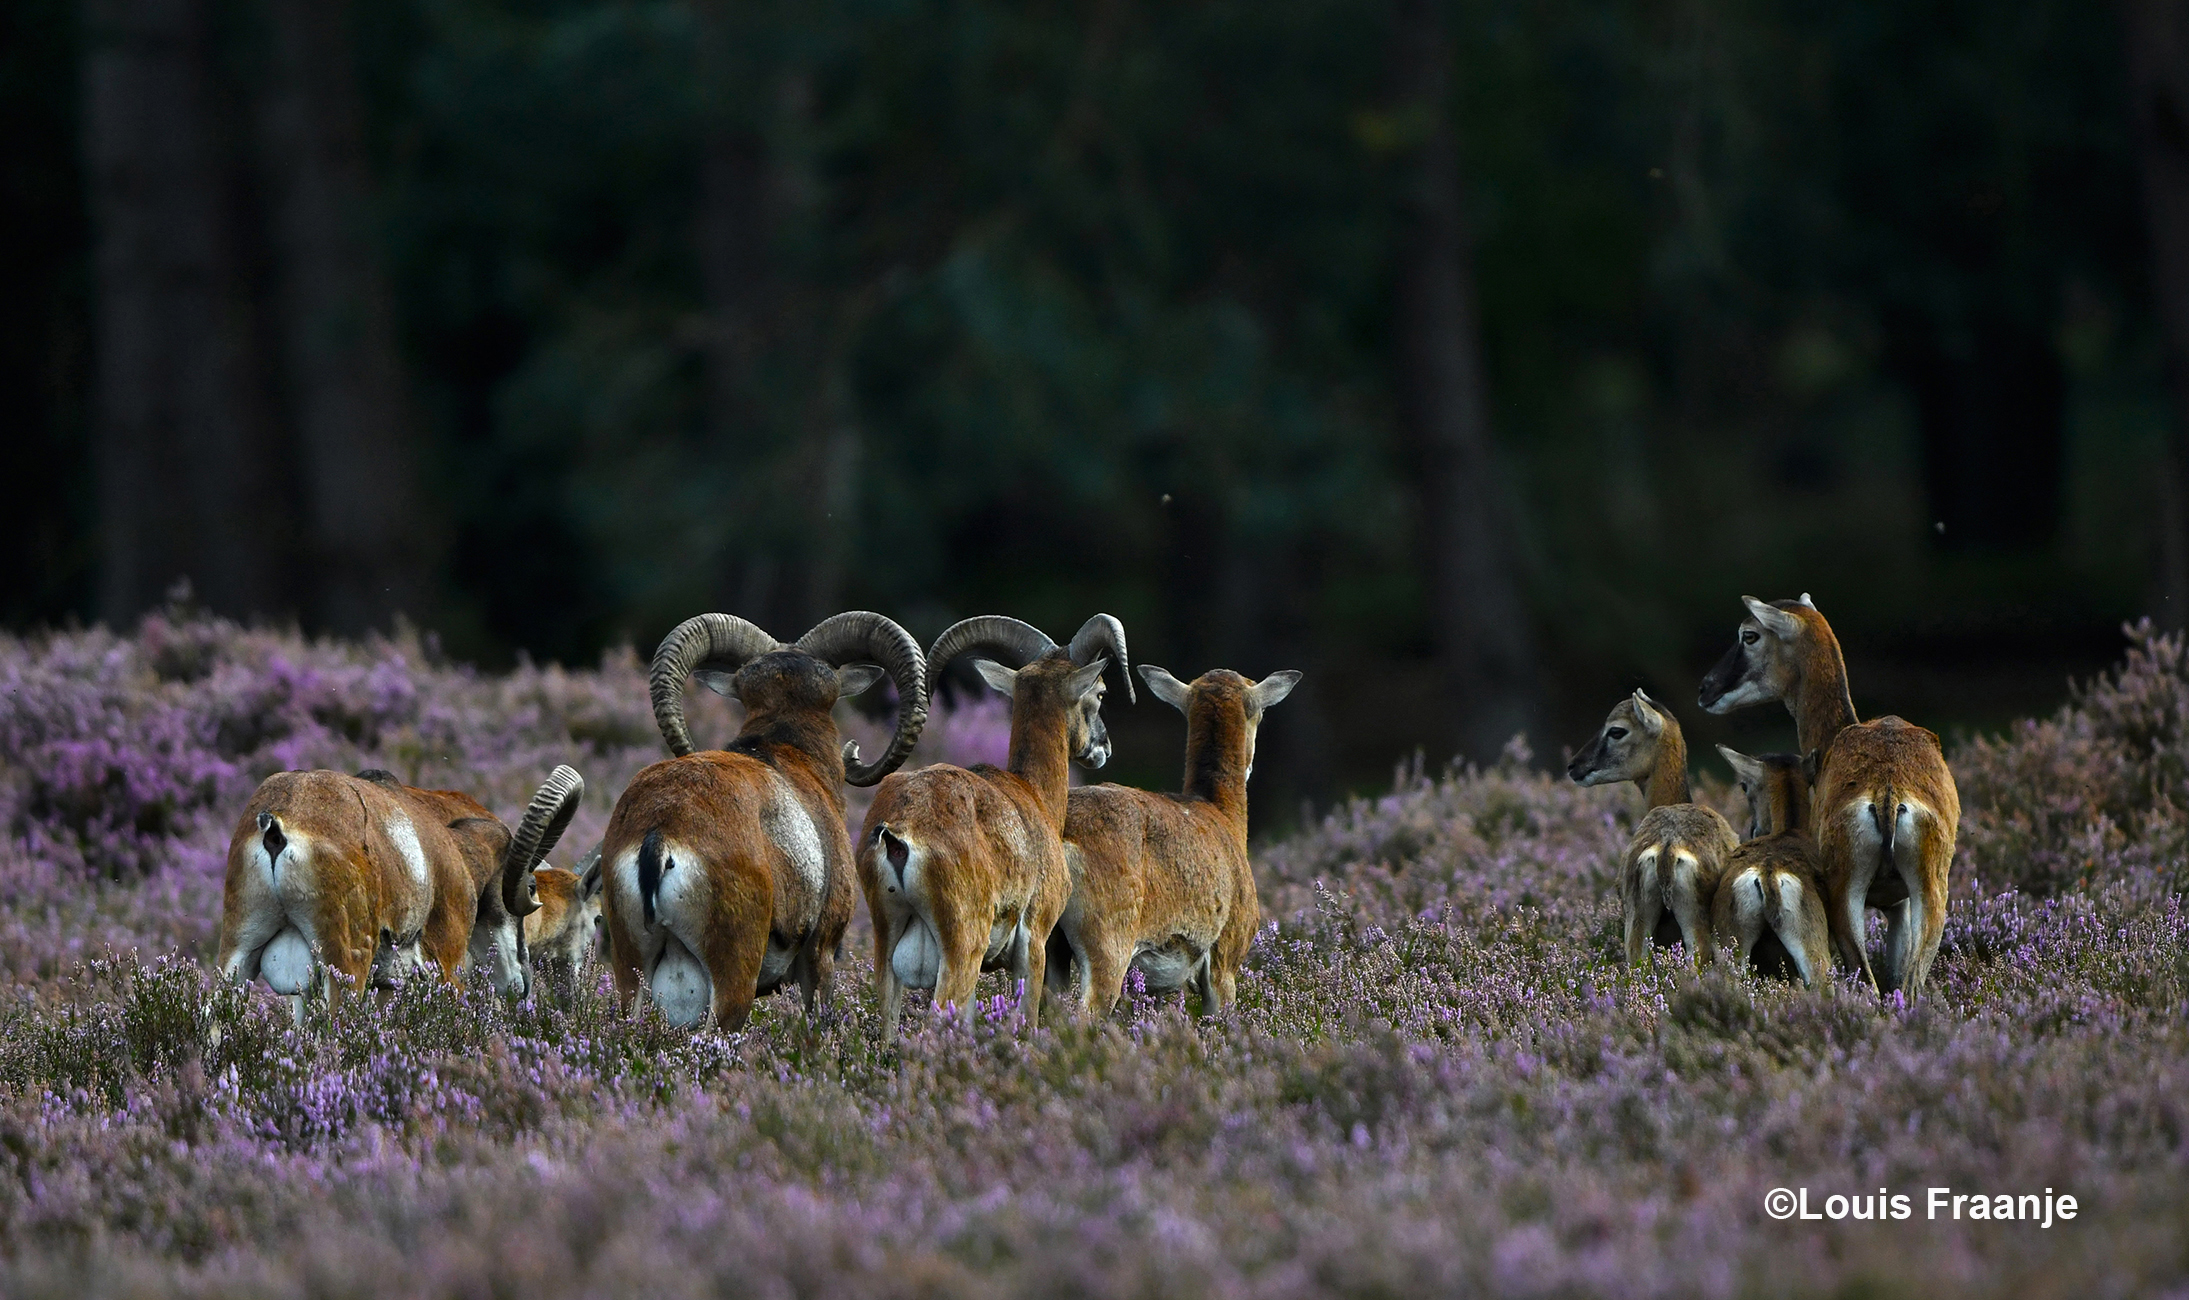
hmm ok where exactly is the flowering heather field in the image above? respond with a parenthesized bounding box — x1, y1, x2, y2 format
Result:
(0, 611, 2186, 1296)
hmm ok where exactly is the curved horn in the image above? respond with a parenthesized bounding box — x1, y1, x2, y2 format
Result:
(1066, 613, 1134, 704)
(927, 615, 1059, 679)
(649, 614, 781, 756)
(796, 611, 929, 786)
(502, 765, 584, 919)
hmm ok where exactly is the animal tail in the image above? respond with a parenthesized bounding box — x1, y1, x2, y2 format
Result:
(1870, 788, 1897, 866)
(1661, 846, 1700, 911)
(877, 825, 911, 887)
(255, 810, 287, 881)
(636, 828, 668, 927)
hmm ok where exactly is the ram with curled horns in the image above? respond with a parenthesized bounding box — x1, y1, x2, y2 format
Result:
(599, 611, 928, 1029)
(217, 764, 585, 1014)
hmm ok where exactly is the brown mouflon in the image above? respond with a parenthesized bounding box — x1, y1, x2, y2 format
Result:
(1568, 690, 1737, 969)
(1699, 594, 1959, 996)
(217, 764, 582, 1014)
(857, 614, 1130, 1037)
(598, 612, 927, 1030)
(1051, 664, 1299, 1016)
(1712, 747, 1831, 987)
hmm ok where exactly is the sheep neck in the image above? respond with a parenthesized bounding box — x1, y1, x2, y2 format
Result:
(1765, 766, 1807, 836)
(1005, 698, 1072, 829)
(1182, 700, 1251, 834)
(1640, 724, 1691, 810)
(1786, 621, 1859, 756)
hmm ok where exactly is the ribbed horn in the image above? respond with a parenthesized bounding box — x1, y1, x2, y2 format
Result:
(796, 612, 929, 786)
(1066, 613, 1134, 704)
(649, 613, 781, 756)
(926, 615, 1059, 681)
(502, 765, 584, 919)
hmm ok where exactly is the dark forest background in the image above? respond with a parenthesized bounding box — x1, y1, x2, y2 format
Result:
(7, 0, 2189, 818)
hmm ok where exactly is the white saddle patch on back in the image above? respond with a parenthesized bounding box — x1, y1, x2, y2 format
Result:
(384, 806, 431, 891)
(261, 928, 314, 995)
(762, 775, 827, 900)
(650, 935, 711, 1028)
(892, 916, 942, 990)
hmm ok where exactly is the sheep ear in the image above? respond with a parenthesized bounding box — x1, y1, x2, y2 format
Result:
(1716, 743, 1763, 786)
(1801, 748, 1822, 785)
(695, 670, 739, 699)
(1138, 664, 1192, 714)
(835, 663, 884, 697)
(1628, 690, 1665, 734)
(1740, 596, 1802, 641)
(971, 659, 1019, 698)
(576, 846, 603, 901)
(1252, 671, 1302, 709)
(1066, 658, 1108, 700)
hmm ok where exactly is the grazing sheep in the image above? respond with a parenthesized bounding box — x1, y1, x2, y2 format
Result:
(218, 764, 583, 1012)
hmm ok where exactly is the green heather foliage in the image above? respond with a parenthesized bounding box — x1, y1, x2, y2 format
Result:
(0, 615, 2184, 1294)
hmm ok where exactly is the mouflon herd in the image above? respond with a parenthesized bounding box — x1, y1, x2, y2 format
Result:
(1568, 593, 1959, 997)
(215, 591, 1948, 1029)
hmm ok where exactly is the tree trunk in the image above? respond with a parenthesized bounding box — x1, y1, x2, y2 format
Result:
(1391, 0, 1542, 764)
(82, 0, 292, 625)
(2126, 0, 2189, 628)
(257, 0, 428, 635)
(694, 7, 852, 629)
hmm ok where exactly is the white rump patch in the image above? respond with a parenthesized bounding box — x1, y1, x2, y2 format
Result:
(651, 935, 711, 1027)
(892, 917, 942, 990)
(261, 928, 314, 995)
(384, 806, 430, 891)
(1775, 873, 1807, 921)
(763, 775, 827, 899)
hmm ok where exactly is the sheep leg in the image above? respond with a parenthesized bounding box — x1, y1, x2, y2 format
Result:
(1667, 866, 1714, 968)
(1082, 933, 1131, 1016)
(1007, 920, 1040, 1031)
(1827, 874, 1880, 994)
(876, 914, 909, 1041)
(931, 901, 986, 1031)
(1625, 893, 1661, 971)
(1876, 897, 1914, 995)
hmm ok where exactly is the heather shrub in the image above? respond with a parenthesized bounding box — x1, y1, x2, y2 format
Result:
(0, 607, 1001, 981)
(1955, 620, 2189, 895)
(0, 619, 2180, 1294)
